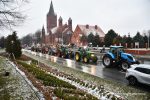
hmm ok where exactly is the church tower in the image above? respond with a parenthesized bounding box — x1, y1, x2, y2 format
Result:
(68, 17, 72, 30)
(47, 1, 57, 33)
(58, 16, 63, 26)
(42, 25, 45, 44)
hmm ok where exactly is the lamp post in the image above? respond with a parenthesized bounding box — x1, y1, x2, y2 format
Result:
(62, 32, 63, 45)
(148, 32, 149, 49)
(79, 34, 82, 46)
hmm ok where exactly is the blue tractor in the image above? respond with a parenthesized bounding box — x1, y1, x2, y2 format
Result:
(102, 46, 140, 71)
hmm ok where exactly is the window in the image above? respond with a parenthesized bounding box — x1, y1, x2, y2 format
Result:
(135, 67, 150, 74)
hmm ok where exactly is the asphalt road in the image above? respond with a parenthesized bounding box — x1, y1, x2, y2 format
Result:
(23, 50, 150, 92)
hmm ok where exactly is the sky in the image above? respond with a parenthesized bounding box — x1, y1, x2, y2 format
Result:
(1, 0, 150, 38)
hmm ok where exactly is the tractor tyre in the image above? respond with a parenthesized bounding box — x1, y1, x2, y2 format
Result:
(75, 53, 81, 62)
(102, 55, 113, 67)
(83, 56, 89, 63)
(121, 61, 130, 71)
(92, 56, 98, 64)
(69, 52, 74, 59)
(57, 51, 61, 57)
(62, 53, 67, 58)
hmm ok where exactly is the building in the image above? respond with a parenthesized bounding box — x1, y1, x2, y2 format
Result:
(42, 1, 73, 46)
(71, 24, 105, 46)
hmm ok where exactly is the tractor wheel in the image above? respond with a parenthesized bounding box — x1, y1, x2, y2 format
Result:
(102, 55, 112, 67)
(83, 56, 89, 63)
(57, 51, 61, 57)
(62, 53, 66, 58)
(75, 53, 80, 61)
(121, 61, 130, 71)
(92, 57, 98, 63)
(69, 52, 74, 59)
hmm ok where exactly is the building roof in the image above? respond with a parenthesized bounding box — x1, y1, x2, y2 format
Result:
(77, 24, 105, 37)
(50, 24, 72, 35)
(51, 26, 59, 34)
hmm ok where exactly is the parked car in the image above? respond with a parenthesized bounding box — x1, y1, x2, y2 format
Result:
(125, 64, 150, 86)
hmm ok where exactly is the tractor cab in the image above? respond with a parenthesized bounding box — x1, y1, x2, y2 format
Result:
(109, 46, 124, 60)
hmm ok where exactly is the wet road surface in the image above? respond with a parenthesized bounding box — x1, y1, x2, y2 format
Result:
(59, 57, 150, 92)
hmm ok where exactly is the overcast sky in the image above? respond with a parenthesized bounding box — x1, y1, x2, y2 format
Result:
(1, 0, 150, 38)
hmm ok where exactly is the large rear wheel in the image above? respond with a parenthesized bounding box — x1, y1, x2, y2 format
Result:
(69, 51, 74, 59)
(92, 57, 98, 63)
(102, 55, 112, 67)
(83, 56, 89, 63)
(75, 53, 80, 61)
(57, 52, 61, 57)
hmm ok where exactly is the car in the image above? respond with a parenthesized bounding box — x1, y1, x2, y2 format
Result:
(125, 64, 150, 86)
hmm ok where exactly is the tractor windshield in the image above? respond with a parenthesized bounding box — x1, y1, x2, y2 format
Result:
(117, 47, 125, 53)
(110, 47, 125, 54)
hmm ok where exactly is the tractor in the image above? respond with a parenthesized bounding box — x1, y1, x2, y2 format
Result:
(48, 45, 74, 59)
(75, 47, 98, 63)
(102, 46, 140, 71)
(59, 46, 75, 59)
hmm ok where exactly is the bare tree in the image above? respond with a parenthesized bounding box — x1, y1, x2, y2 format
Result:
(0, 0, 28, 30)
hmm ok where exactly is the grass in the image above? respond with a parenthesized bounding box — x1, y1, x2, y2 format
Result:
(0, 58, 11, 100)
(0, 56, 39, 100)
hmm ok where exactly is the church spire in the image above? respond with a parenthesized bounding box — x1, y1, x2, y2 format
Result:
(48, 1, 55, 15)
(42, 25, 45, 44)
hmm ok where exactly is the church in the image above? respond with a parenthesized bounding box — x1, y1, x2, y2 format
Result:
(41, 1, 73, 46)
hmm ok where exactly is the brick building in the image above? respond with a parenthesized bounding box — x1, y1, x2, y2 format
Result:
(42, 1, 73, 45)
(71, 24, 105, 46)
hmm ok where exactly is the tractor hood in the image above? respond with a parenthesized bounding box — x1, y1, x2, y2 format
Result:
(121, 53, 136, 62)
(86, 51, 95, 54)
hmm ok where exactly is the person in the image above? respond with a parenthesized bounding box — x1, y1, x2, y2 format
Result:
(100, 45, 105, 53)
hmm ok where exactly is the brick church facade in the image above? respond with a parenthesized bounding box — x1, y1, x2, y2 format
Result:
(41, 1, 73, 46)
(71, 24, 105, 46)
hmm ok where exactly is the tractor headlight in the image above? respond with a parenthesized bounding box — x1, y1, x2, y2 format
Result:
(91, 54, 95, 57)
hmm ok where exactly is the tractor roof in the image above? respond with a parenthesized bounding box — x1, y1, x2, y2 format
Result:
(110, 46, 123, 48)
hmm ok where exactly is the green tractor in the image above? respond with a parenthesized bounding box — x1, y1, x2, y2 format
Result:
(75, 47, 98, 63)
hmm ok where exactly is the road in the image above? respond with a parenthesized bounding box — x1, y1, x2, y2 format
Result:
(23, 50, 150, 92)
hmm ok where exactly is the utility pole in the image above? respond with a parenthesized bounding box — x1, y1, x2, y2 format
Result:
(148, 32, 149, 49)
(62, 32, 63, 45)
